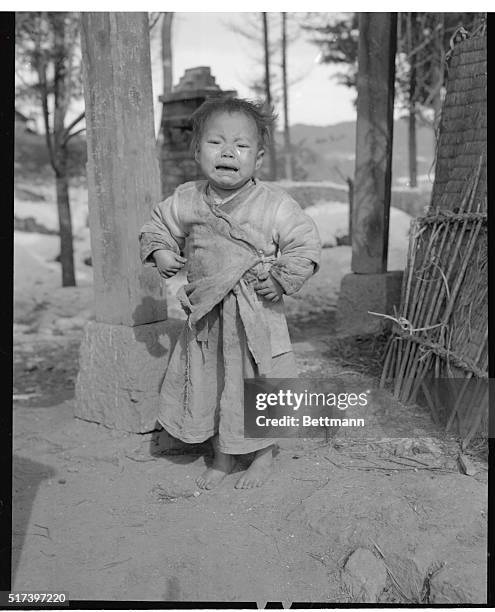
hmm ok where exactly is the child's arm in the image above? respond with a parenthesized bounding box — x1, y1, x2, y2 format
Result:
(139, 194, 188, 277)
(268, 195, 321, 295)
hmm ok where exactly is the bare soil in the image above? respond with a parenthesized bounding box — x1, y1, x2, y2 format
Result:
(12, 284, 487, 604)
(12, 180, 487, 604)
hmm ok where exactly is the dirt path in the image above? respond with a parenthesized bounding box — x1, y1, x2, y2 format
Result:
(13, 217, 487, 604)
(12, 301, 487, 604)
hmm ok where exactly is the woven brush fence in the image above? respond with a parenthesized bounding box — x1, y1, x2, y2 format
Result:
(380, 158, 487, 448)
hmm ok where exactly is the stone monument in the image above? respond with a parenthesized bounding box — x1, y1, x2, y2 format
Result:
(159, 66, 236, 197)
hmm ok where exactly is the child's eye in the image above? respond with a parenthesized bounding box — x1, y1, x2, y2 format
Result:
(208, 140, 221, 145)
(237, 144, 249, 149)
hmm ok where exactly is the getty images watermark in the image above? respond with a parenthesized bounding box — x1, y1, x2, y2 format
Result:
(244, 378, 369, 438)
(244, 377, 491, 440)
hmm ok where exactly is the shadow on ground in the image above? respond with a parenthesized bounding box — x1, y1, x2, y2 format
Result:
(12, 455, 56, 585)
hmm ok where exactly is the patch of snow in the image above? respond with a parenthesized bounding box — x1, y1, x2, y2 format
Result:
(14, 184, 89, 236)
(394, 174, 434, 189)
(305, 202, 350, 248)
(276, 179, 348, 190)
(305, 201, 412, 269)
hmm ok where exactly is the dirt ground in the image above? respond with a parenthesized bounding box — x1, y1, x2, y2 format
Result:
(12, 184, 487, 604)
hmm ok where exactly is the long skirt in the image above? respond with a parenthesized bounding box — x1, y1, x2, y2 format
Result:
(158, 292, 298, 454)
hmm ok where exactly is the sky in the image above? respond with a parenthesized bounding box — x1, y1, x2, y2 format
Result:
(149, 12, 357, 131)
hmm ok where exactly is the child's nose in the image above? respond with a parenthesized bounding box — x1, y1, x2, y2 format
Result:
(221, 145, 235, 157)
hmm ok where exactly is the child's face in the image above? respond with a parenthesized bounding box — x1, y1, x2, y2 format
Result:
(195, 111, 264, 195)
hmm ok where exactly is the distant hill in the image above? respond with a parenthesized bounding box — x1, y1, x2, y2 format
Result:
(275, 119, 435, 185)
(15, 118, 435, 187)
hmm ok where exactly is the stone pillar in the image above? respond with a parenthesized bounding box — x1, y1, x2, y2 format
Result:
(336, 13, 403, 336)
(159, 66, 236, 197)
(75, 13, 182, 432)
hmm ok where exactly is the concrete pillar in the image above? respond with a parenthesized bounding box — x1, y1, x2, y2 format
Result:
(75, 13, 181, 432)
(337, 13, 403, 335)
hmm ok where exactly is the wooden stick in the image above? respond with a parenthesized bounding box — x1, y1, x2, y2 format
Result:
(424, 168, 483, 331)
(420, 378, 441, 425)
(461, 386, 488, 450)
(440, 220, 484, 325)
(446, 331, 487, 431)
(402, 220, 421, 310)
(409, 352, 434, 404)
(412, 223, 449, 333)
(446, 375, 473, 432)
(406, 225, 442, 328)
(400, 342, 421, 402)
(380, 336, 395, 388)
(460, 378, 485, 436)
(394, 337, 413, 398)
(408, 223, 445, 329)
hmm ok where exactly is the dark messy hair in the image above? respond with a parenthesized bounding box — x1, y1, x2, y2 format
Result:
(189, 97, 277, 154)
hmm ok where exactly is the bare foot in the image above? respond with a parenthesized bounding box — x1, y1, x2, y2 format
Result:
(235, 445, 275, 489)
(196, 438, 234, 490)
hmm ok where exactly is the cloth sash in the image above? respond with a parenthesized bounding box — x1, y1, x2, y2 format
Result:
(176, 186, 278, 376)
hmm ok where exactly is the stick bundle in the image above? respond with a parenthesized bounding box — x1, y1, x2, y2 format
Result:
(380, 158, 487, 446)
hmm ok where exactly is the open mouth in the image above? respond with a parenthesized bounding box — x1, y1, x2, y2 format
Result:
(215, 165, 239, 172)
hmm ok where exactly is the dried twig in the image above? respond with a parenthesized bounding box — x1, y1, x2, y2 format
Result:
(369, 538, 415, 603)
(99, 557, 132, 570)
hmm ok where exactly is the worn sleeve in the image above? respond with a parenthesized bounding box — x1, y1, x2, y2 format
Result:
(139, 193, 187, 266)
(269, 195, 321, 295)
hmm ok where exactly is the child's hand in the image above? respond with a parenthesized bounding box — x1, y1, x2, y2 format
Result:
(254, 274, 284, 302)
(153, 249, 187, 278)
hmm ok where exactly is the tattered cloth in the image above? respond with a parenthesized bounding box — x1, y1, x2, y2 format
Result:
(139, 179, 321, 453)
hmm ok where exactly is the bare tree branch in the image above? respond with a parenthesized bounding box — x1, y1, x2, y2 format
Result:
(63, 110, 85, 138)
(148, 12, 162, 31)
(63, 126, 86, 145)
(37, 61, 57, 174)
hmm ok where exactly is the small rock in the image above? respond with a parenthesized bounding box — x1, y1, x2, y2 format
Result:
(58, 478, 66, 484)
(457, 454, 478, 476)
(391, 437, 442, 457)
(343, 547, 387, 602)
(413, 438, 442, 455)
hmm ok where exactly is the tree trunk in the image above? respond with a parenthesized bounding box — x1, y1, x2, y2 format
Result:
(407, 13, 417, 188)
(52, 13, 76, 286)
(262, 12, 277, 180)
(431, 13, 445, 164)
(158, 13, 173, 148)
(408, 107, 417, 188)
(56, 155, 76, 287)
(281, 12, 293, 180)
(347, 176, 354, 240)
(161, 13, 173, 95)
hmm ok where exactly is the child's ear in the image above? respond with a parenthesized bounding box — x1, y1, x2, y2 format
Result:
(255, 148, 264, 171)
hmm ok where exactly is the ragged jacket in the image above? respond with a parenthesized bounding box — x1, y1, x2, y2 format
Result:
(139, 179, 321, 372)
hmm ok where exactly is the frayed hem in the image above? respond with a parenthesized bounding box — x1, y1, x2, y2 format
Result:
(218, 439, 277, 455)
(158, 420, 215, 445)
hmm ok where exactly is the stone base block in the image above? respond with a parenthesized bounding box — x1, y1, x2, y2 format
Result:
(74, 318, 184, 433)
(336, 271, 403, 337)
